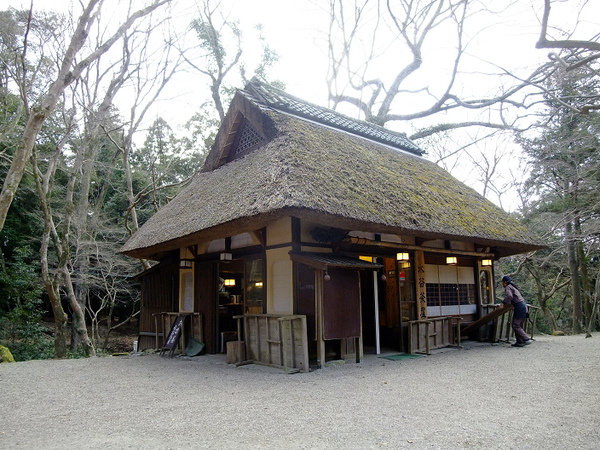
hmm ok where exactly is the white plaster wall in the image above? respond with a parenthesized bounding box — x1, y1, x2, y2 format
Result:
(267, 217, 291, 246)
(266, 247, 293, 314)
(300, 220, 320, 244)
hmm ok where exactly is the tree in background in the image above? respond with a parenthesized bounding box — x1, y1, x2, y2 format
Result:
(178, 0, 281, 150)
(504, 0, 600, 336)
(0, 0, 171, 237)
(0, 0, 281, 359)
(518, 66, 600, 334)
(0, 2, 180, 357)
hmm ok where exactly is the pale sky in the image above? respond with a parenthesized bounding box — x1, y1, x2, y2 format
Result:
(5, 0, 597, 116)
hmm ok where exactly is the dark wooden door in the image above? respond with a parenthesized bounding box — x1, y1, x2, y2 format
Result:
(323, 269, 360, 340)
(195, 260, 218, 353)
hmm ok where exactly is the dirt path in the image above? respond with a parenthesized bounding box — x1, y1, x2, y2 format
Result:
(1, 333, 599, 449)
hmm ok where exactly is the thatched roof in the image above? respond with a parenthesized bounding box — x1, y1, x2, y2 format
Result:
(121, 80, 543, 259)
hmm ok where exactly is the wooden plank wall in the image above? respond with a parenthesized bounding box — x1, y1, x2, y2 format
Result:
(138, 261, 178, 350)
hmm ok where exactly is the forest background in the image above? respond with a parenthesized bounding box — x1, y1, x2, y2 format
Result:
(0, 0, 598, 360)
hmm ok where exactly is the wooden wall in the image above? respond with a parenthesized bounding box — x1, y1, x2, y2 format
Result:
(138, 260, 179, 350)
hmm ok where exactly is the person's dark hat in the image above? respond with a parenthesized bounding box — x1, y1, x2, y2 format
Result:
(502, 275, 512, 283)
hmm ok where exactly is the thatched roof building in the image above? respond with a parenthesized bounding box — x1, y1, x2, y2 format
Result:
(121, 80, 541, 260)
(122, 79, 543, 366)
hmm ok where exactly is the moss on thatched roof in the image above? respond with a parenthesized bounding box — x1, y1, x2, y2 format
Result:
(121, 83, 543, 259)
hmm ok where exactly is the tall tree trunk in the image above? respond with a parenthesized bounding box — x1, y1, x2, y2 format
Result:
(32, 154, 69, 358)
(566, 219, 582, 333)
(61, 266, 96, 356)
(41, 232, 69, 358)
(575, 218, 592, 323)
(585, 274, 600, 338)
(530, 267, 559, 334)
(540, 303, 559, 334)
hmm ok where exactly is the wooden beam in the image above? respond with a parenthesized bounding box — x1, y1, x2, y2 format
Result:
(345, 237, 495, 259)
(251, 228, 266, 247)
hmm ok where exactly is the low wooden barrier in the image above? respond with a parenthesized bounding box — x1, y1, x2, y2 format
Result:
(407, 317, 455, 355)
(233, 314, 309, 373)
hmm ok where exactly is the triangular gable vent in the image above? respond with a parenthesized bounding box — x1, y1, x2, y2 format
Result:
(235, 121, 264, 155)
(215, 112, 266, 168)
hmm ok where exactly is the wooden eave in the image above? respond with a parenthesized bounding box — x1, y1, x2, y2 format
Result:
(289, 251, 383, 271)
(122, 206, 543, 261)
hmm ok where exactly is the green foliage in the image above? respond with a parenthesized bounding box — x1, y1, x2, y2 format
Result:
(0, 247, 53, 361)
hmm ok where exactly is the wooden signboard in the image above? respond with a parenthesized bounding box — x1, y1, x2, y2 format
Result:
(160, 315, 184, 357)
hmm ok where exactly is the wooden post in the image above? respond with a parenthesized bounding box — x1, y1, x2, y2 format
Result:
(454, 316, 462, 347)
(154, 314, 160, 349)
(242, 315, 249, 359)
(425, 321, 431, 355)
(358, 271, 363, 363)
(373, 270, 380, 355)
(315, 269, 325, 369)
(255, 315, 260, 360)
(279, 319, 288, 373)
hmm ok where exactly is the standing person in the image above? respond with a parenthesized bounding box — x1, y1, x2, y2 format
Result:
(499, 276, 532, 347)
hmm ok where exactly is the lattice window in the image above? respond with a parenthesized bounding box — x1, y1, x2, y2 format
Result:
(235, 122, 264, 154)
(426, 283, 476, 307)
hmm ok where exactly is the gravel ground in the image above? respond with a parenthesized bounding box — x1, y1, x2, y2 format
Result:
(1, 333, 599, 450)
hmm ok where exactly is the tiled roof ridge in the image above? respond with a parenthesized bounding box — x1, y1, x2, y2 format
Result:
(242, 79, 424, 156)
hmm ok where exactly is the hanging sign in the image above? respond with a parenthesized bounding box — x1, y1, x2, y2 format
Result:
(399, 271, 406, 281)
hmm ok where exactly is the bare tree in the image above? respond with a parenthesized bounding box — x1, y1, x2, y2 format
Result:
(536, 0, 600, 111)
(177, 0, 280, 121)
(324, 0, 539, 135)
(0, 0, 171, 236)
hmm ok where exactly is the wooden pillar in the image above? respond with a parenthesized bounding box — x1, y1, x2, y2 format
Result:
(415, 250, 427, 320)
(315, 269, 325, 369)
(358, 271, 363, 363)
(373, 270, 380, 355)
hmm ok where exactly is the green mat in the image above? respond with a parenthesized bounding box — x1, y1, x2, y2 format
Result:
(379, 353, 423, 361)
